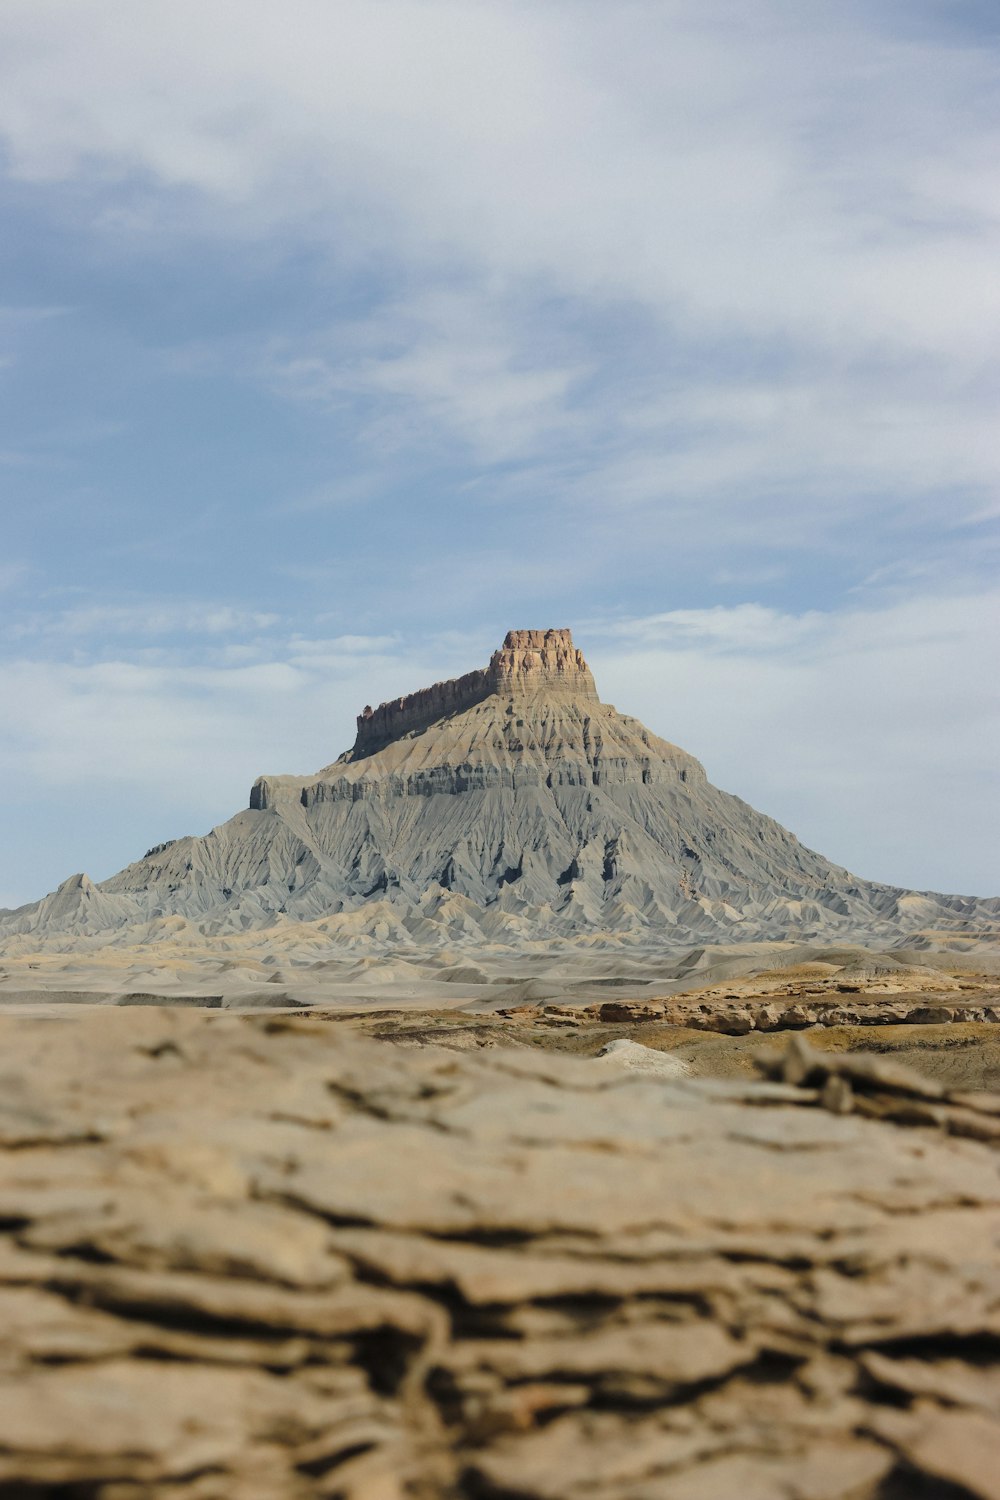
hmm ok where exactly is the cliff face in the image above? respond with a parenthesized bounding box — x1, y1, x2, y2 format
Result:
(351, 629, 597, 757)
(488, 627, 597, 699)
(353, 666, 492, 757)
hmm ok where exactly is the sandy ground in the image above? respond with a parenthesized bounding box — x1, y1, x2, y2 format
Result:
(2, 936, 998, 1008)
(4, 937, 999, 1087)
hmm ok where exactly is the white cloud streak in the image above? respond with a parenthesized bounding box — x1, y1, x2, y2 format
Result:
(2, 2, 995, 536)
(6, 603, 281, 642)
(262, 289, 591, 465)
(1, 2, 997, 347)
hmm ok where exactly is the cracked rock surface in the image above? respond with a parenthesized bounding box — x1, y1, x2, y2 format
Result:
(2, 1009, 999, 1499)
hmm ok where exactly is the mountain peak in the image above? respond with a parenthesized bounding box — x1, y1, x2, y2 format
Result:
(353, 628, 597, 757)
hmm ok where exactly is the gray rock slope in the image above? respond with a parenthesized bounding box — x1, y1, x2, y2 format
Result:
(2, 629, 997, 948)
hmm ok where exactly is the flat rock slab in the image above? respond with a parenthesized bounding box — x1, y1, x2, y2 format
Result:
(1, 1009, 999, 1498)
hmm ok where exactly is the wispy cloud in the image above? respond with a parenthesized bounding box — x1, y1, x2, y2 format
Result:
(0, 305, 69, 326)
(2, 4, 997, 349)
(261, 288, 591, 466)
(5, 601, 281, 645)
(3, 3, 997, 349)
(591, 605, 825, 653)
(2, 2, 993, 558)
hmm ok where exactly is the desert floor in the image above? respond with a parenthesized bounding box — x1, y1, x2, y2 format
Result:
(3, 937, 1000, 1087)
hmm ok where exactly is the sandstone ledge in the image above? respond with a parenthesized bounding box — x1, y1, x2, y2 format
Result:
(352, 629, 598, 756)
(1, 1011, 999, 1498)
(588, 991, 1000, 1032)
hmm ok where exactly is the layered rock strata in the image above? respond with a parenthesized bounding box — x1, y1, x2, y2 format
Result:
(1, 1010, 998, 1498)
(583, 970, 1000, 1033)
(351, 629, 597, 757)
(488, 626, 597, 699)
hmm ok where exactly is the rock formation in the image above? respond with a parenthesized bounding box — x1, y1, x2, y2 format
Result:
(351, 630, 596, 757)
(2, 628, 997, 950)
(1, 1009, 998, 1498)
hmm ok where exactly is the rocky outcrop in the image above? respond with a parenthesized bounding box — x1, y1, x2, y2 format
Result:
(590, 992, 1000, 1032)
(488, 627, 597, 699)
(1, 1009, 999, 1498)
(351, 629, 597, 757)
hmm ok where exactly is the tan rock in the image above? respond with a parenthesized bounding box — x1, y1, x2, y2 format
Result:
(596, 999, 665, 1022)
(868, 1404, 1000, 1500)
(351, 628, 597, 759)
(1, 1010, 999, 1498)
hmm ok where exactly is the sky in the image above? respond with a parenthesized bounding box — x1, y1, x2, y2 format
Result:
(1, 0, 998, 908)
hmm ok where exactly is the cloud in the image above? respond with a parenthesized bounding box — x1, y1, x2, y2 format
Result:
(257, 300, 998, 558)
(1, 2, 998, 354)
(0, 625, 485, 798)
(6, 603, 282, 643)
(593, 604, 824, 652)
(262, 288, 590, 465)
(3, 2, 995, 553)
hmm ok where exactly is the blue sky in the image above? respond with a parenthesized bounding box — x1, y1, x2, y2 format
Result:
(1, 0, 998, 907)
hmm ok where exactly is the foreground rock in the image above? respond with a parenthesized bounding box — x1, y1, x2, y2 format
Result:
(1, 1011, 999, 1498)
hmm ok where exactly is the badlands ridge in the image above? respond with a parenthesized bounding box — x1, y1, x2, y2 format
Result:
(1, 629, 997, 1008)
